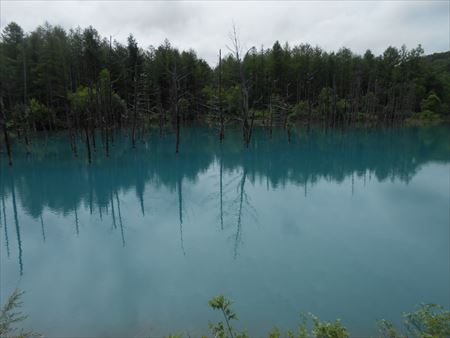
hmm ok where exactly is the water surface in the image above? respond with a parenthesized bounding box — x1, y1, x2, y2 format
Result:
(1, 125, 449, 336)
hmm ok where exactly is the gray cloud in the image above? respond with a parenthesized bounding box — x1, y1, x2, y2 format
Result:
(1, 0, 448, 65)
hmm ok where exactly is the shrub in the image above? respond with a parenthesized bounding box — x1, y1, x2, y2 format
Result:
(420, 91, 442, 114)
(0, 289, 40, 338)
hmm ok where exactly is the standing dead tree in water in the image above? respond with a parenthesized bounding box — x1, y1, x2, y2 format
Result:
(218, 49, 225, 142)
(202, 49, 229, 143)
(130, 63, 139, 148)
(219, 146, 224, 230)
(268, 94, 290, 135)
(125, 33, 153, 149)
(130, 71, 152, 148)
(167, 59, 190, 154)
(227, 24, 255, 148)
(68, 87, 91, 163)
(1, 96, 13, 166)
(83, 107, 92, 164)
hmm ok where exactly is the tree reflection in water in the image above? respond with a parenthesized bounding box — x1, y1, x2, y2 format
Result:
(0, 125, 449, 274)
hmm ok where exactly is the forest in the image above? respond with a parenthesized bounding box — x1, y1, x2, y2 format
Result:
(1, 22, 449, 162)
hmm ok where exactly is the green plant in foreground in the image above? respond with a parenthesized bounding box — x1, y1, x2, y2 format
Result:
(207, 296, 350, 338)
(378, 319, 399, 338)
(404, 303, 450, 338)
(310, 314, 349, 338)
(0, 289, 40, 338)
(378, 303, 450, 338)
(206, 296, 449, 338)
(282, 312, 348, 338)
(208, 295, 248, 338)
(2, 290, 449, 338)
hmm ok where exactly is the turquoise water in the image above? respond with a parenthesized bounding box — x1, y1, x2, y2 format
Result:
(1, 125, 449, 336)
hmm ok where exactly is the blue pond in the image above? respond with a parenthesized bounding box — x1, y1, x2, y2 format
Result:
(1, 125, 449, 336)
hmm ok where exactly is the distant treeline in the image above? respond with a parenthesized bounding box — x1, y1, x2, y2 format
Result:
(1, 22, 449, 157)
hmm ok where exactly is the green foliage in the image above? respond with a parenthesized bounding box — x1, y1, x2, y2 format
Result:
(310, 314, 349, 338)
(68, 86, 91, 116)
(208, 295, 248, 338)
(206, 296, 449, 338)
(317, 87, 333, 114)
(407, 110, 441, 124)
(378, 304, 450, 338)
(178, 98, 190, 114)
(361, 92, 378, 110)
(378, 319, 399, 338)
(11, 103, 29, 126)
(268, 327, 281, 338)
(420, 91, 442, 114)
(292, 101, 309, 116)
(0, 289, 40, 338)
(282, 312, 347, 338)
(29, 98, 53, 123)
(223, 86, 242, 116)
(404, 304, 450, 337)
(112, 93, 126, 114)
(207, 296, 350, 338)
(164, 334, 183, 338)
(201, 85, 216, 101)
(336, 99, 349, 115)
(297, 313, 309, 338)
(99, 68, 110, 81)
(250, 109, 266, 119)
(208, 321, 227, 338)
(208, 295, 237, 321)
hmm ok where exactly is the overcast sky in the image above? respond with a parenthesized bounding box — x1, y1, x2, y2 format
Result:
(1, 0, 449, 65)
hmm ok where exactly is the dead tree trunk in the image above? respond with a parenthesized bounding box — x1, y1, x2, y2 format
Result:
(219, 49, 225, 142)
(2, 121, 12, 166)
(1, 97, 12, 166)
(229, 24, 252, 147)
(131, 64, 138, 148)
(175, 109, 181, 154)
(84, 125, 92, 164)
